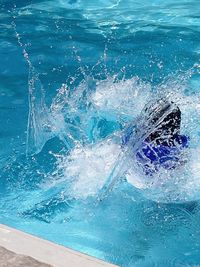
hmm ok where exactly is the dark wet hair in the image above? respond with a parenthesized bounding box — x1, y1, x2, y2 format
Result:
(144, 99, 181, 145)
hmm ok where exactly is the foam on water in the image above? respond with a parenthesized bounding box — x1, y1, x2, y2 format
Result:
(92, 76, 151, 118)
(26, 70, 151, 199)
(24, 60, 200, 203)
(58, 140, 121, 199)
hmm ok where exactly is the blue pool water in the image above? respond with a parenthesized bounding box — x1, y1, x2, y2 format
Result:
(0, 0, 200, 266)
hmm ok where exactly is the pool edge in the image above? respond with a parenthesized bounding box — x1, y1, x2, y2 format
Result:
(0, 224, 118, 267)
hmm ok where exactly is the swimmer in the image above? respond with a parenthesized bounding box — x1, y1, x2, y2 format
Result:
(123, 99, 189, 175)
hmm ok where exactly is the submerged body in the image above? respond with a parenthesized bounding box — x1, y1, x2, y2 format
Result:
(135, 134, 188, 175)
(123, 99, 189, 176)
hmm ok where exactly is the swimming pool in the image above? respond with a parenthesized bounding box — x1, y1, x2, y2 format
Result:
(0, 0, 200, 266)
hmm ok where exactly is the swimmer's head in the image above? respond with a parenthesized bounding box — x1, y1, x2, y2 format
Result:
(136, 98, 181, 145)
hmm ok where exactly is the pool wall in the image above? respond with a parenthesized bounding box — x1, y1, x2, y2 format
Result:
(0, 224, 118, 267)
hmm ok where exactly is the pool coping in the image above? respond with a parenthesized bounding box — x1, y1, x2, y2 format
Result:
(0, 224, 118, 267)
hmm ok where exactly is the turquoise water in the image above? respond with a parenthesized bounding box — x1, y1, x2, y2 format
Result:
(0, 0, 200, 266)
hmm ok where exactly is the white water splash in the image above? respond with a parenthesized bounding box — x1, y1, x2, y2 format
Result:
(58, 139, 121, 199)
(26, 63, 200, 203)
(92, 76, 151, 119)
(34, 75, 150, 199)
